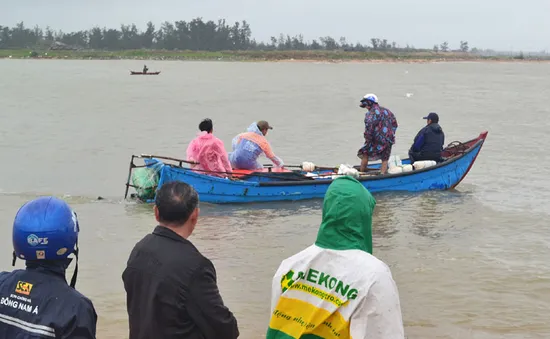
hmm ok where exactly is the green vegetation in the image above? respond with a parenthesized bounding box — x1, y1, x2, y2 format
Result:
(0, 48, 529, 62)
(1, 19, 547, 62)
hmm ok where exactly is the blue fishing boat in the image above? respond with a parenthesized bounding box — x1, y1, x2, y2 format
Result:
(124, 131, 488, 204)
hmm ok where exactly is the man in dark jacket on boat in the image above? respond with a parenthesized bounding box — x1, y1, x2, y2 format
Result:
(408, 112, 445, 163)
(122, 181, 239, 339)
(0, 196, 97, 338)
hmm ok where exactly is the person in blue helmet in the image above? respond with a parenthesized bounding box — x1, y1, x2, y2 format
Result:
(0, 196, 97, 338)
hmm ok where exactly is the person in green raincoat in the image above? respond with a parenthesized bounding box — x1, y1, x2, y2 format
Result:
(266, 176, 404, 339)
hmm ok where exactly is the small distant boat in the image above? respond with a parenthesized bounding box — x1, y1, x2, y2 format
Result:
(130, 71, 161, 75)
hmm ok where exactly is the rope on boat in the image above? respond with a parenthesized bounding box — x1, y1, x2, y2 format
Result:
(443, 140, 468, 158)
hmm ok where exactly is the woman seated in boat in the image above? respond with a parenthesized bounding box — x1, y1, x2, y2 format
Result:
(229, 120, 284, 170)
(186, 118, 233, 178)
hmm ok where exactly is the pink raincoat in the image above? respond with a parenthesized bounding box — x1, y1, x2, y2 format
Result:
(186, 131, 232, 177)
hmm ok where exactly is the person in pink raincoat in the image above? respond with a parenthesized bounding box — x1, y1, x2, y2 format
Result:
(186, 118, 233, 178)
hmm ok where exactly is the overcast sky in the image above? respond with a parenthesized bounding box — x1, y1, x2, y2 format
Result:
(3, 0, 549, 52)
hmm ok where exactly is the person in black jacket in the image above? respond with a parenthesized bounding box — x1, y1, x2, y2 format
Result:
(122, 181, 239, 339)
(408, 112, 446, 163)
(0, 196, 97, 338)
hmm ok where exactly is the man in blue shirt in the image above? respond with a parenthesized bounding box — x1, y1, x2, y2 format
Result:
(408, 112, 445, 163)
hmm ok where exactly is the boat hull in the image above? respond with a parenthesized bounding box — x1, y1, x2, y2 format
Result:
(130, 131, 487, 204)
(130, 71, 160, 75)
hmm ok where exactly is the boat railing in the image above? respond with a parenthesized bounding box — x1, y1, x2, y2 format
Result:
(123, 154, 197, 199)
(137, 154, 198, 167)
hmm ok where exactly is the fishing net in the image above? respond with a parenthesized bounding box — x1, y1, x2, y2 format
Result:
(131, 159, 164, 200)
(442, 141, 468, 159)
(131, 168, 159, 200)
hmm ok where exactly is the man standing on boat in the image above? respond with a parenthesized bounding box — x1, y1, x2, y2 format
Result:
(408, 112, 445, 163)
(229, 120, 284, 170)
(266, 176, 404, 339)
(357, 93, 398, 174)
(143, 64, 148, 73)
(122, 181, 239, 339)
(0, 196, 97, 338)
(186, 118, 233, 178)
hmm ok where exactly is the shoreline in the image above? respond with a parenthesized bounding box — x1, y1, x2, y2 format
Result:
(1, 49, 548, 63)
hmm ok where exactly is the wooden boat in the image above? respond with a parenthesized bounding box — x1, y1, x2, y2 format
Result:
(124, 131, 488, 204)
(130, 71, 161, 75)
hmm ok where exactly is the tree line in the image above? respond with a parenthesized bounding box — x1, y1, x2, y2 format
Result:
(1, 19, 472, 53)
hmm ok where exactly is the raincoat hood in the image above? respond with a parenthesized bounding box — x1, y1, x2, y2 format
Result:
(196, 131, 213, 139)
(246, 122, 263, 136)
(315, 176, 376, 254)
(187, 131, 214, 164)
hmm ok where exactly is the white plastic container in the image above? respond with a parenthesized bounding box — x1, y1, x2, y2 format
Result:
(425, 160, 437, 168)
(388, 166, 403, 174)
(301, 161, 316, 172)
(402, 164, 413, 172)
(388, 156, 397, 169)
(412, 161, 424, 170)
(413, 160, 437, 170)
(395, 155, 402, 167)
(337, 164, 359, 178)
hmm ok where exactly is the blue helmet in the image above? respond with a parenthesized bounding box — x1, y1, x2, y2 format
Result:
(13, 196, 79, 261)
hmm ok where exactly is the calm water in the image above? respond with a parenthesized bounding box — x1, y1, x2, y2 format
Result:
(0, 59, 549, 338)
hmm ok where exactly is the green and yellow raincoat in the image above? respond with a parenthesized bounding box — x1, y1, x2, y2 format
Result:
(266, 176, 404, 339)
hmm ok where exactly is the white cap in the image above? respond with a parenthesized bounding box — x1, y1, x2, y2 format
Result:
(362, 93, 378, 103)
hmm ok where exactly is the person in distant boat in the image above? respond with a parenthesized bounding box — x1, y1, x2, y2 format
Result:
(229, 120, 284, 170)
(143, 65, 148, 73)
(408, 112, 445, 163)
(266, 176, 404, 339)
(186, 118, 233, 178)
(0, 196, 97, 338)
(357, 93, 398, 174)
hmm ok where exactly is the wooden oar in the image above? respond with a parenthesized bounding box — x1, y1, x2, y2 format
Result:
(262, 164, 335, 171)
(262, 163, 379, 172)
